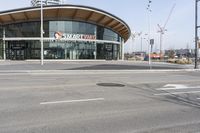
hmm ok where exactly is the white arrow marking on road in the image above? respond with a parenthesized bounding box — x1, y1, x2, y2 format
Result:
(164, 84, 187, 88)
(40, 98, 105, 105)
(154, 90, 200, 96)
(156, 84, 200, 91)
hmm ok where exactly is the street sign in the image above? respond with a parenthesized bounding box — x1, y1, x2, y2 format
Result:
(150, 39, 154, 45)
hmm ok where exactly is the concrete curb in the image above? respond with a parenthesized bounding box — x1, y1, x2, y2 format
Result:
(0, 69, 199, 74)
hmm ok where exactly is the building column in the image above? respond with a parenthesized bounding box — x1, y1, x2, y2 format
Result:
(94, 41, 97, 60)
(121, 38, 125, 61)
(94, 30, 97, 60)
(3, 28, 6, 61)
(117, 44, 120, 60)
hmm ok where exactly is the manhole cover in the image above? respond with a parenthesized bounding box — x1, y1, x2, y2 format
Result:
(96, 83, 125, 87)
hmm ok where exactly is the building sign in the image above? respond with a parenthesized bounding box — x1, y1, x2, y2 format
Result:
(54, 32, 63, 40)
(54, 32, 96, 40)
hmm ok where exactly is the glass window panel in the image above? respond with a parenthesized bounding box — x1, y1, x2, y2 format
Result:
(97, 25, 120, 42)
(5, 22, 42, 37)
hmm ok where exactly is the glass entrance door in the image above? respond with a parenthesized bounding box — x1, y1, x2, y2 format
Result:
(105, 44, 113, 60)
(7, 41, 26, 60)
(11, 49, 25, 60)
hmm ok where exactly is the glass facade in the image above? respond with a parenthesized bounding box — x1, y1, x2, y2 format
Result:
(0, 26, 3, 59)
(97, 26, 120, 42)
(2, 20, 122, 60)
(0, 40, 3, 59)
(0, 26, 3, 37)
(5, 22, 46, 37)
(97, 43, 119, 60)
(44, 41, 96, 60)
(49, 21, 96, 36)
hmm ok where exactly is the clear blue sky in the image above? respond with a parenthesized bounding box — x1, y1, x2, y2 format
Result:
(0, 0, 195, 53)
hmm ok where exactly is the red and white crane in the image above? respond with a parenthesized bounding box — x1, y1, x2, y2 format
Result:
(157, 3, 176, 57)
(130, 31, 142, 53)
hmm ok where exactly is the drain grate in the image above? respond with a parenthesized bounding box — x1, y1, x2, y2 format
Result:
(96, 83, 125, 87)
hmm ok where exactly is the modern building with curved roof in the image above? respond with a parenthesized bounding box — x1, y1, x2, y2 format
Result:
(0, 5, 131, 60)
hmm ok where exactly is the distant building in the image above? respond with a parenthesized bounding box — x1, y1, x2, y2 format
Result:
(132, 52, 146, 57)
(31, 0, 63, 6)
(165, 49, 195, 58)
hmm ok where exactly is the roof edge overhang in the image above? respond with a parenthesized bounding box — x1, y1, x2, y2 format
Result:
(0, 4, 131, 42)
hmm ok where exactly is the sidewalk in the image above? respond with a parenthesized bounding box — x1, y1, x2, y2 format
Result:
(0, 60, 195, 70)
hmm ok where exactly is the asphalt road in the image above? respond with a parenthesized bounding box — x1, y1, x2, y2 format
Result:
(1, 70, 200, 132)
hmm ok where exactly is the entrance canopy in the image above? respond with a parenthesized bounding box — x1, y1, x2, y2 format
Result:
(0, 5, 131, 42)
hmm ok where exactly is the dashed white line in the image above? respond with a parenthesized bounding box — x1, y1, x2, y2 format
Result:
(40, 98, 105, 105)
(154, 90, 200, 96)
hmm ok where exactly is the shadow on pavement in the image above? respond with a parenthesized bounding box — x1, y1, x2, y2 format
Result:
(66, 64, 184, 70)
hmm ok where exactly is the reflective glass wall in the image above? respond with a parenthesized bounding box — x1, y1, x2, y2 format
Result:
(49, 21, 96, 36)
(5, 41, 119, 60)
(4, 20, 121, 42)
(0, 26, 3, 37)
(3, 20, 122, 60)
(97, 26, 120, 42)
(0, 40, 3, 59)
(0, 26, 3, 59)
(44, 41, 96, 60)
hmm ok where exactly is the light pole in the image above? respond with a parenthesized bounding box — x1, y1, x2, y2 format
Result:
(195, 0, 200, 69)
(134, 32, 143, 52)
(141, 34, 148, 52)
(40, 0, 46, 65)
(141, 37, 143, 52)
(147, 0, 152, 69)
(130, 32, 135, 54)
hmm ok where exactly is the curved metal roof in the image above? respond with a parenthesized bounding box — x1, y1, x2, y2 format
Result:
(0, 5, 131, 42)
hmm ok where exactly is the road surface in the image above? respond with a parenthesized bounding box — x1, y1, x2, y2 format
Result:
(1, 70, 200, 132)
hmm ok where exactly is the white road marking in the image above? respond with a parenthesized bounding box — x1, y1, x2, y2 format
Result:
(156, 86, 200, 91)
(154, 90, 200, 96)
(164, 84, 187, 88)
(40, 98, 105, 105)
(197, 98, 200, 100)
(156, 84, 200, 91)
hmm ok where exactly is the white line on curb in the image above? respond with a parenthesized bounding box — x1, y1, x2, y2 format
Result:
(40, 98, 105, 105)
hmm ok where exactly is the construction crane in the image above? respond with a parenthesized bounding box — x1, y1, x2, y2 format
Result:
(157, 3, 176, 58)
(130, 31, 142, 53)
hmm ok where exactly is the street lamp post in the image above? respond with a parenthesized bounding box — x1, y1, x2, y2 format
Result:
(40, 0, 44, 65)
(141, 34, 148, 52)
(141, 37, 143, 52)
(140, 37, 147, 52)
(147, 0, 152, 69)
(195, 0, 200, 69)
